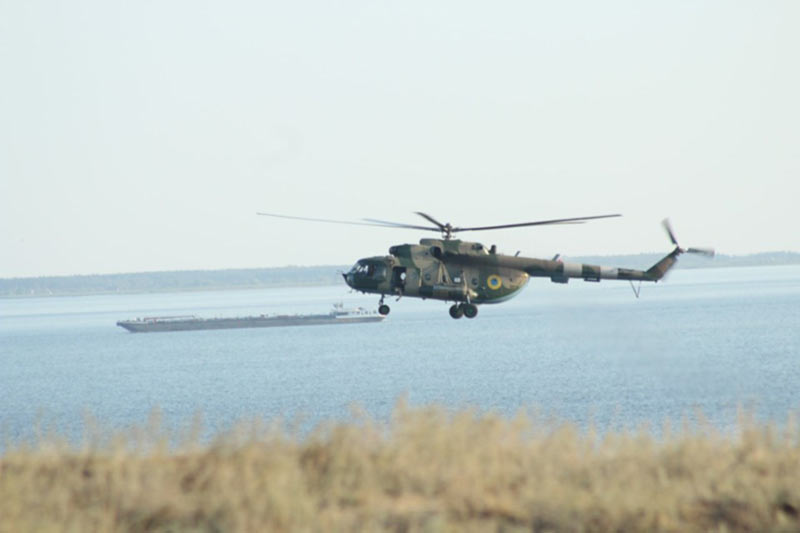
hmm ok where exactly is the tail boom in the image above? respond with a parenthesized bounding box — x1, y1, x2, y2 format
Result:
(521, 247, 683, 283)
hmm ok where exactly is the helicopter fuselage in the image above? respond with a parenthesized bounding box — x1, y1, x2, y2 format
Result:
(343, 237, 677, 306)
(344, 238, 529, 304)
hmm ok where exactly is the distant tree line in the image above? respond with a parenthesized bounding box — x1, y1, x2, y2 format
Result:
(0, 265, 349, 297)
(2, 252, 799, 297)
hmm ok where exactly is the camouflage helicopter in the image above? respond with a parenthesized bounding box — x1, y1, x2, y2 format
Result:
(258, 212, 714, 319)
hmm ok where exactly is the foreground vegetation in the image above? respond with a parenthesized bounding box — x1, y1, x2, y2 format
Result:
(2, 407, 800, 532)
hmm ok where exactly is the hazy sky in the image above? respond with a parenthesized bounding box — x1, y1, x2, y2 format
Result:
(2, 1, 798, 277)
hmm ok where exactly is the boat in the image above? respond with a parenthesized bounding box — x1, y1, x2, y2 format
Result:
(116, 303, 385, 333)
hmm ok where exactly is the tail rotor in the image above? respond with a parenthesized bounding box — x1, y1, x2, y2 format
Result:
(662, 219, 715, 257)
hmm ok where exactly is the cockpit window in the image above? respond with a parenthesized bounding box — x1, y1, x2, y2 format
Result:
(351, 262, 386, 278)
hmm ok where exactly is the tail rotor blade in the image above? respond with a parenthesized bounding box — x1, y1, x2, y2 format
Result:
(662, 218, 679, 246)
(687, 247, 715, 257)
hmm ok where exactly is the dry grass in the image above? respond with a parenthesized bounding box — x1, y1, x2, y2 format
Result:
(2, 405, 800, 532)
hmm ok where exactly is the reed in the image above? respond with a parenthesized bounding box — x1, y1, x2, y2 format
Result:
(2, 405, 799, 532)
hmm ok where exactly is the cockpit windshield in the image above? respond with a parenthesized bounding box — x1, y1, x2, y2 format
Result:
(350, 261, 387, 279)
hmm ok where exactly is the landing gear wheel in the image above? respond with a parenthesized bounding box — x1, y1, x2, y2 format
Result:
(449, 304, 464, 319)
(463, 303, 478, 319)
(378, 304, 390, 315)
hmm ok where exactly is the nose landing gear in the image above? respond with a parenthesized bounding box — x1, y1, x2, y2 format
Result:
(449, 303, 478, 319)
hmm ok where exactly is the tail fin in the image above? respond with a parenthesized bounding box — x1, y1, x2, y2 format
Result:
(645, 247, 682, 281)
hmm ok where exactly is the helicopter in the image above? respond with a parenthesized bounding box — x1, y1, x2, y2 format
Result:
(257, 212, 714, 319)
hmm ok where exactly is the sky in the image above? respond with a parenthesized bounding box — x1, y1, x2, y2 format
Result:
(1, 1, 798, 278)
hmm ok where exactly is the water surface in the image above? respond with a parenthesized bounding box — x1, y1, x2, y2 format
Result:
(2, 265, 799, 441)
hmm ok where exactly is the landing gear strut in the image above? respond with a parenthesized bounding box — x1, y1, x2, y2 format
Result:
(449, 303, 478, 319)
(378, 295, 390, 316)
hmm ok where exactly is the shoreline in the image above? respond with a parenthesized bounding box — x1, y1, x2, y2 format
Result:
(3, 259, 800, 299)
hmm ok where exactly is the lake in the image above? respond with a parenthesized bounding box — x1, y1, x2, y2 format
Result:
(1, 265, 799, 443)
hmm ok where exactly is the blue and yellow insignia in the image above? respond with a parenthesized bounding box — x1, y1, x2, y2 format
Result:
(487, 274, 502, 290)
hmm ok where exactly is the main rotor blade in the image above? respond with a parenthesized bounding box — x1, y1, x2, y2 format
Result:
(257, 212, 401, 228)
(414, 212, 447, 230)
(361, 218, 442, 232)
(662, 218, 679, 246)
(456, 214, 622, 232)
